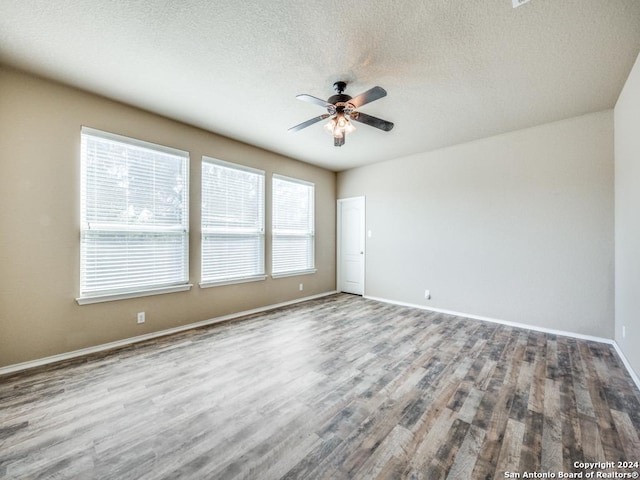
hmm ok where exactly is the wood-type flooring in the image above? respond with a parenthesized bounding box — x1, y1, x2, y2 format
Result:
(1, 294, 639, 479)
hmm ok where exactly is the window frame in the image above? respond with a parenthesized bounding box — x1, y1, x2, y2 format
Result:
(200, 157, 266, 288)
(76, 127, 191, 305)
(271, 174, 316, 278)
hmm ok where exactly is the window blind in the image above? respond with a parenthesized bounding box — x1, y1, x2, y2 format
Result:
(79, 127, 190, 302)
(201, 158, 265, 286)
(272, 174, 315, 277)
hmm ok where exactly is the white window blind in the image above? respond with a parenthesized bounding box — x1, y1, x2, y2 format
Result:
(78, 127, 190, 303)
(272, 174, 316, 277)
(201, 158, 265, 286)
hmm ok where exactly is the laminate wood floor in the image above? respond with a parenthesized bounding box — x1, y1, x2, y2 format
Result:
(1, 294, 639, 480)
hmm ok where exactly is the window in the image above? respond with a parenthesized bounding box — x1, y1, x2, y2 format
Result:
(78, 127, 190, 304)
(201, 158, 265, 286)
(272, 174, 316, 277)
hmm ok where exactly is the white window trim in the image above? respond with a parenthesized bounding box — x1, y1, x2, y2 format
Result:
(203, 157, 265, 176)
(200, 275, 267, 289)
(273, 173, 314, 188)
(201, 156, 266, 287)
(271, 174, 316, 277)
(271, 269, 317, 279)
(76, 284, 193, 305)
(81, 127, 187, 158)
(77, 127, 190, 304)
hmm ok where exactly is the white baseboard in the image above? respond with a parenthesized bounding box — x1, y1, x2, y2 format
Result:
(364, 295, 640, 392)
(612, 342, 640, 392)
(0, 291, 338, 376)
(364, 295, 612, 343)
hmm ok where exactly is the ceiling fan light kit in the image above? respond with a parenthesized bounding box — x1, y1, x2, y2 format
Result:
(324, 112, 355, 147)
(289, 81, 394, 147)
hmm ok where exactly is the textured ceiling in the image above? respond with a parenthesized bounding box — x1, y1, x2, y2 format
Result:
(1, 1, 639, 171)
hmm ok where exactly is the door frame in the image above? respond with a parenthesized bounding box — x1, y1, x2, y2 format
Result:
(337, 196, 366, 295)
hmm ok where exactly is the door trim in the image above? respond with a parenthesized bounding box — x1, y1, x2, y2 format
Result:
(337, 196, 366, 295)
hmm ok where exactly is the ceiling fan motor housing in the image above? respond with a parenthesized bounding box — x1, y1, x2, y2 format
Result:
(328, 81, 353, 112)
(327, 94, 353, 113)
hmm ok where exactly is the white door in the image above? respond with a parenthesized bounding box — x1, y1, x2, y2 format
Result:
(338, 197, 365, 295)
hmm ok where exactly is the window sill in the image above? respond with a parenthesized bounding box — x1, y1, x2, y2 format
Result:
(271, 269, 317, 279)
(200, 275, 267, 289)
(76, 284, 193, 305)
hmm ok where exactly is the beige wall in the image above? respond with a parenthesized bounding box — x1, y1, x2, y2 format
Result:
(0, 67, 336, 368)
(615, 52, 640, 378)
(338, 111, 614, 338)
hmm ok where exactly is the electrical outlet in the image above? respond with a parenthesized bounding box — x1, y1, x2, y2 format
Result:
(622, 325, 626, 338)
(299, 283, 304, 291)
(512, 0, 531, 8)
(137, 312, 145, 324)
(424, 290, 430, 300)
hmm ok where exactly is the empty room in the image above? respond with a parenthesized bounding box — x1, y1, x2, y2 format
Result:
(1, 1, 640, 479)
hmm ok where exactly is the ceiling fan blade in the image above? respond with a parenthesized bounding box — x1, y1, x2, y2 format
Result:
(288, 114, 330, 132)
(350, 112, 394, 131)
(348, 86, 387, 108)
(296, 94, 330, 108)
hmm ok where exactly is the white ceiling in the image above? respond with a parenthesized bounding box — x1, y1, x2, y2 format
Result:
(1, 1, 639, 171)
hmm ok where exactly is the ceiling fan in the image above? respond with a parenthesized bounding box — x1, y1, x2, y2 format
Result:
(288, 81, 394, 147)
